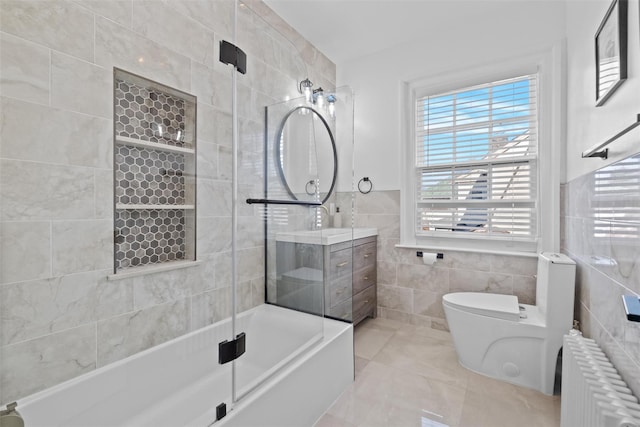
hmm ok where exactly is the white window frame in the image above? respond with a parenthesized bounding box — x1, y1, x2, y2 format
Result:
(399, 50, 563, 255)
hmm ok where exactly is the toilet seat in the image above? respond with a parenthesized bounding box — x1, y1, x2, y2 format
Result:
(443, 292, 520, 321)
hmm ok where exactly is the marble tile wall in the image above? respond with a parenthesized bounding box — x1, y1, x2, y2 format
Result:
(337, 190, 538, 331)
(561, 152, 640, 398)
(0, 0, 335, 404)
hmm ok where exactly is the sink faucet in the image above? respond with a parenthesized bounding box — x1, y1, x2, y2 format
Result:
(313, 205, 330, 230)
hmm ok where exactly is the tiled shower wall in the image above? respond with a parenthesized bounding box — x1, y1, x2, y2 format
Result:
(561, 153, 640, 397)
(337, 190, 538, 330)
(0, 0, 335, 403)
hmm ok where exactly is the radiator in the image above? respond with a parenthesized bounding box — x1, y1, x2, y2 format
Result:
(561, 332, 640, 427)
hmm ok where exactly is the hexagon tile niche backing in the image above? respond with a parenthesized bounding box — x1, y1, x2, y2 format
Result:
(113, 70, 196, 272)
(115, 146, 186, 206)
(115, 210, 186, 270)
(115, 79, 191, 149)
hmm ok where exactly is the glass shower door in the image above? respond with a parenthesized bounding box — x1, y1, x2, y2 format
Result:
(228, 1, 326, 404)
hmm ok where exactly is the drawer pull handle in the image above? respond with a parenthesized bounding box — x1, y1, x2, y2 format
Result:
(364, 300, 369, 303)
(337, 261, 349, 267)
(363, 253, 371, 258)
(364, 276, 369, 280)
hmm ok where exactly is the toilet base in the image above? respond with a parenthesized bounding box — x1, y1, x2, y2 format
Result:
(457, 335, 545, 391)
(444, 303, 560, 395)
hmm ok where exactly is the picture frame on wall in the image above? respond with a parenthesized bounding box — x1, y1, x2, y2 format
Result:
(595, 0, 628, 107)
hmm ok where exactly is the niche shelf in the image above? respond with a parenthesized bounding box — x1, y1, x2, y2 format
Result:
(113, 68, 197, 273)
(115, 135, 195, 155)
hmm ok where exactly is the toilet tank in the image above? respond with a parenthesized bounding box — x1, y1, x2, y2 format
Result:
(536, 252, 576, 328)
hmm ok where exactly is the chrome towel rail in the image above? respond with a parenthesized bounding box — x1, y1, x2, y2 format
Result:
(582, 113, 640, 159)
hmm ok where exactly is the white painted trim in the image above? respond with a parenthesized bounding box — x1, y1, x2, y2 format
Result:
(395, 243, 538, 258)
(399, 79, 414, 245)
(399, 46, 563, 253)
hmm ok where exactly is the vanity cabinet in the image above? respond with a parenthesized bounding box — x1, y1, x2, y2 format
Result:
(325, 236, 377, 325)
(275, 228, 378, 325)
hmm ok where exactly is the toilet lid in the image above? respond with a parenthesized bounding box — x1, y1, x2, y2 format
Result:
(443, 292, 520, 321)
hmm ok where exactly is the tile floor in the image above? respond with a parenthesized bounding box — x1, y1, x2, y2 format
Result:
(315, 317, 560, 427)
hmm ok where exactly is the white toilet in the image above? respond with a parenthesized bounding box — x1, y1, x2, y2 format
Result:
(442, 252, 576, 395)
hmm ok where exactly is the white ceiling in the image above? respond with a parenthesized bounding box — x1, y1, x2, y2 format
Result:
(263, 0, 447, 64)
(263, 0, 564, 64)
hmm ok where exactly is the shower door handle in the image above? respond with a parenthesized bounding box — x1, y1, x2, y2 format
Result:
(246, 198, 321, 206)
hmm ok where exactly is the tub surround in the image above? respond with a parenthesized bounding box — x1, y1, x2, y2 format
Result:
(0, 0, 336, 404)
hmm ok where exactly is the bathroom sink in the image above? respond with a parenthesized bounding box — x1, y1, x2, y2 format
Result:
(275, 227, 378, 245)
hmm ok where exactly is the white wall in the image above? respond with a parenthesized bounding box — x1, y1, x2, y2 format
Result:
(562, 0, 640, 397)
(336, 1, 567, 191)
(566, 0, 640, 182)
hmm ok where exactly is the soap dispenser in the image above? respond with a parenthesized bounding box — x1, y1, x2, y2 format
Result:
(333, 207, 342, 228)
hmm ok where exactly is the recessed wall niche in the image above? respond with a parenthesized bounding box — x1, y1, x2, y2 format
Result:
(113, 69, 197, 273)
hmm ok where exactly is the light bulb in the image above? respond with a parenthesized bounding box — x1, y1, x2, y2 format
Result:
(299, 78, 313, 103)
(315, 92, 325, 109)
(327, 94, 336, 118)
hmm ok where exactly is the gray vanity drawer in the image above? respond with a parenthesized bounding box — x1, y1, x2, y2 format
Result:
(352, 285, 376, 324)
(330, 248, 352, 278)
(352, 264, 376, 295)
(329, 297, 352, 321)
(353, 241, 376, 271)
(330, 274, 353, 307)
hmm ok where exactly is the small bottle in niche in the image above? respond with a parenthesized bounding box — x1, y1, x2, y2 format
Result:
(333, 207, 342, 228)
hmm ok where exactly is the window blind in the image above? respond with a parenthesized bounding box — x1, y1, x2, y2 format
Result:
(415, 74, 538, 240)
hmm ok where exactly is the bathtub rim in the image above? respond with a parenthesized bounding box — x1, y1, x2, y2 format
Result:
(14, 304, 335, 412)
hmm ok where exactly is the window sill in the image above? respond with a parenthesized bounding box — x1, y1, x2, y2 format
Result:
(107, 260, 202, 281)
(395, 243, 538, 258)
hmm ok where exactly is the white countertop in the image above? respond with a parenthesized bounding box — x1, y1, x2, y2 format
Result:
(275, 227, 378, 245)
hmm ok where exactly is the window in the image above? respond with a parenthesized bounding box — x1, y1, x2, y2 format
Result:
(413, 75, 538, 244)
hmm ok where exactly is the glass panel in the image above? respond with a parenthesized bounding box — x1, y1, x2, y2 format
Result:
(231, 2, 331, 403)
(264, 87, 356, 323)
(266, 97, 329, 315)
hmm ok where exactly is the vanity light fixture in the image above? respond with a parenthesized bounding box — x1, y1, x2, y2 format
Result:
(313, 87, 325, 109)
(327, 94, 336, 119)
(299, 78, 313, 102)
(297, 78, 337, 119)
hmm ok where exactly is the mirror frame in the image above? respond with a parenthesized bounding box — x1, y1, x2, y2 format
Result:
(274, 106, 338, 205)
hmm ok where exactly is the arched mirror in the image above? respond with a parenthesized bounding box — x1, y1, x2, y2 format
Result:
(275, 106, 337, 204)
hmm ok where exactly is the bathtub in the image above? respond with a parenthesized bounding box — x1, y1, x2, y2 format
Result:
(17, 304, 354, 427)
